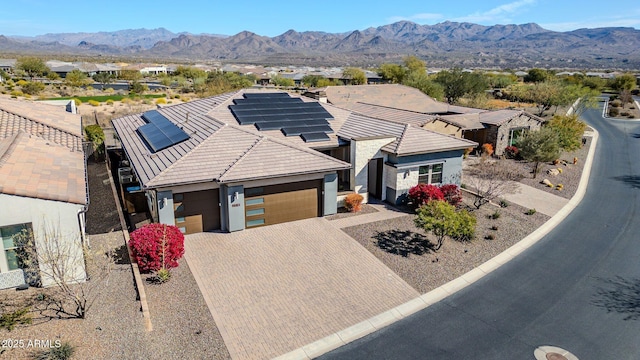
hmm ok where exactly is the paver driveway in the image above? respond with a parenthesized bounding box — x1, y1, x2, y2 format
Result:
(185, 217, 419, 360)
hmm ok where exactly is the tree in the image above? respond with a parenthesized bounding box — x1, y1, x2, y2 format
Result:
(129, 81, 147, 94)
(118, 69, 142, 83)
(403, 55, 426, 76)
(65, 69, 90, 88)
(619, 89, 633, 109)
(547, 114, 587, 151)
(129, 224, 185, 275)
(21, 81, 45, 95)
(16, 57, 49, 79)
(302, 75, 325, 87)
(378, 63, 407, 84)
(524, 68, 550, 83)
(611, 74, 637, 92)
(270, 75, 295, 87)
(435, 68, 488, 104)
(342, 67, 366, 85)
(13, 223, 112, 319)
(92, 72, 113, 90)
(173, 66, 207, 80)
(316, 77, 341, 87)
(517, 127, 561, 178)
(466, 157, 523, 208)
(403, 71, 444, 101)
(414, 200, 476, 251)
(84, 124, 105, 160)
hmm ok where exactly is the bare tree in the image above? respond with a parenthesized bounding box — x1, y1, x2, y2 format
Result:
(619, 89, 633, 110)
(465, 157, 524, 209)
(14, 223, 112, 319)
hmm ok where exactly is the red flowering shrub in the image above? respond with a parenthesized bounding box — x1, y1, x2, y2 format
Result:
(504, 146, 519, 159)
(129, 223, 185, 273)
(408, 184, 444, 208)
(439, 184, 463, 207)
(344, 193, 364, 212)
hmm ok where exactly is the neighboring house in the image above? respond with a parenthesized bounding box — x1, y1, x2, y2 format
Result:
(320, 84, 543, 156)
(0, 98, 87, 289)
(111, 89, 476, 234)
(0, 59, 16, 73)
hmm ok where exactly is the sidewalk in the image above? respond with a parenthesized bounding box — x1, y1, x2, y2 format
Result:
(499, 182, 569, 217)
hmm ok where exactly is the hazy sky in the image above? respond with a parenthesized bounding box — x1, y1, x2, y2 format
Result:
(1, 0, 639, 36)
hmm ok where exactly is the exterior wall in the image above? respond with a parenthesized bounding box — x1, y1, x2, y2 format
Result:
(156, 190, 175, 226)
(385, 150, 465, 204)
(323, 174, 338, 215)
(422, 121, 463, 138)
(351, 137, 395, 203)
(494, 114, 543, 155)
(0, 194, 86, 287)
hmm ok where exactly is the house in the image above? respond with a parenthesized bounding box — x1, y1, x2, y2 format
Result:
(0, 59, 16, 74)
(0, 98, 87, 289)
(111, 89, 476, 234)
(321, 84, 543, 156)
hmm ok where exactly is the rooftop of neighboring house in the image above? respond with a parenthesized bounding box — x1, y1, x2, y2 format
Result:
(111, 89, 477, 190)
(0, 98, 85, 205)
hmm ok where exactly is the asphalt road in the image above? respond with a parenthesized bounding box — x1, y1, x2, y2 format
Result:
(320, 102, 640, 360)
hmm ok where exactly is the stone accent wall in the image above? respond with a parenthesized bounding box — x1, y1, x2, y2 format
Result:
(494, 114, 543, 155)
(351, 137, 395, 203)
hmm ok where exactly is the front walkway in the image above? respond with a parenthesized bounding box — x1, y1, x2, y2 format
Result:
(184, 218, 418, 360)
(328, 199, 409, 229)
(501, 182, 569, 216)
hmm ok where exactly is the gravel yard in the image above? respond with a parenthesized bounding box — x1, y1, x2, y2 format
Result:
(324, 203, 378, 220)
(342, 197, 550, 294)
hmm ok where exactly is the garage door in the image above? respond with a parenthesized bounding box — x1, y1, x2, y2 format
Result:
(173, 189, 220, 234)
(244, 180, 322, 228)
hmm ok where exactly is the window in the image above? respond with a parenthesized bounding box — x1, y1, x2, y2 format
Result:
(246, 208, 265, 216)
(0, 223, 32, 272)
(418, 163, 443, 185)
(245, 198, 264, 206)
(245, 187, 264, 197)
(246, 219, 265, 227)
(509, 127, 529, 146)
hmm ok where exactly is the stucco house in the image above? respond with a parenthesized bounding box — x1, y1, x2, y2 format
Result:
(320, 84, 544, 156)
(0, 99, 87, 289)
(111, 89, 476, 234)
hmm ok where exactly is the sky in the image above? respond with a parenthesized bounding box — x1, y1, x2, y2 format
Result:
(1, 0, 639, 37)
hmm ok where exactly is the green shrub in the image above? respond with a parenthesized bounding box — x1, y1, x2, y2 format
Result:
(106, 99, 114, 105)
(10, 90, 24, 97)
(490, 210, 501, 220)
(16, 79, 28, 87)
(73, 98, 82, 106)
(36, 341, 75, 360)
(499, 199, 509, 208)
(609, 107, 619, 117)
(526, 208, 537, 215)
(21, 81, 45, 95)
(0, 307, 32, 331)
(88, 100, 100, 107)
(155, 97, 167, 105)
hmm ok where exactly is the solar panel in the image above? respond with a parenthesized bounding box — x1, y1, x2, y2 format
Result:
(137, 110, 190, 152)
(229, 93, 334, 143)
(300, 132, 331, 142)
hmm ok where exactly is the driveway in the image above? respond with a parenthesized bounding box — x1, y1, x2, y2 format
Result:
(184, 217, 419, 360)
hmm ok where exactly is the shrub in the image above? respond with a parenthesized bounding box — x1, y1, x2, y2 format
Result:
(344, 193, 364, 212)
(556, 184, 564, 191)
(439, 184, 462, 207)
(10, 90, 24, 97)
(0, 307, 32, 331)
(21, 81, 45, 95)
(609, 107, 620, 117)
(504, 146, 519, 159)
(155, 97, 167, 105)
(490, 225, 499, 231)
(88, 99, 100, 107)
(485, 234, 495, 240)
(129, 223, 185, 273)
(526, 208, 537, 215)
(481, 143, 494, 156)
(73, 98, 82, 106)
(611, 100, 621, 108)
(463, 147, 474, 159)
(16, 79, 28, 87)
(408, 184, 444, 207)
(106, 99, 114, 105)
(414, 200, 476, 250)
(490, 210, 501, 220)
(499, 199, 509, 208)
(37, 341, 75, 360)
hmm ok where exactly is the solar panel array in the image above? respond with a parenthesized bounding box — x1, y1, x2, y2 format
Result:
(137, 110, 190, 153)
(229, 93, 333, 143)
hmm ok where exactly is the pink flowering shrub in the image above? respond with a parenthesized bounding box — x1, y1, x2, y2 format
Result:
(439, 184, 463, 207)
(408, 184, 444, 208)
(129, 223, 185, 273)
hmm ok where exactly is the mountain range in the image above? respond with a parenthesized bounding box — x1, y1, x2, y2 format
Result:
(2, 21, 639, 69)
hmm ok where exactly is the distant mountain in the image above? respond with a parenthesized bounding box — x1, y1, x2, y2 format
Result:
(2, 22, 640, 69)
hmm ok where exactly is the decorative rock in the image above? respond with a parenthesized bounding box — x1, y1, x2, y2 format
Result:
(547, 168, 560, 176)
(541, 178, 554, 187)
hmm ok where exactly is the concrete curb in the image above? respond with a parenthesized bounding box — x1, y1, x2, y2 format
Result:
(106, 161, 153, 331)
(274, 129, 599, 360)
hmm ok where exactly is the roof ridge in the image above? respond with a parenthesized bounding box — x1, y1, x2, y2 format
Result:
(394, 124, 411, 153)
(407, 123, 478, 144)
(0, 131, 23, 166)
(218, 136, 265, 180)
(146, 124, 229, 185)
(356, 101, 433, 115)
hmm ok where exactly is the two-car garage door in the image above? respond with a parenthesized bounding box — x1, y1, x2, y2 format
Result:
(244, 180, 322, 228)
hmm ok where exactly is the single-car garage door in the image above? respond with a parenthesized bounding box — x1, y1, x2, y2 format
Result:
(244, 180, 322, 228)
(173, 189, 220, 234)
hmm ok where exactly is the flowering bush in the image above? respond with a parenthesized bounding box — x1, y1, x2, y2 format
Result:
(408, 184, 444, 207)
(344, 193, 364, 212)
(439, 184, 463, 207)
(504, 146, 519, 159)
(481, 143, 494, 157)
(129, 223, 185, 273)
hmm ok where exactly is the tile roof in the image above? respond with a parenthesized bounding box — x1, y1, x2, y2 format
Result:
(348, 102, 437, 127)
(337, 113, 405, 140)
(0, 131, 86, 205)
(325, 84, 451, 114)
(478, 109, 544, 126)
(381, 125, 477, 156)
(436, 113, 485, 130)
(113, 91, 350, 189)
